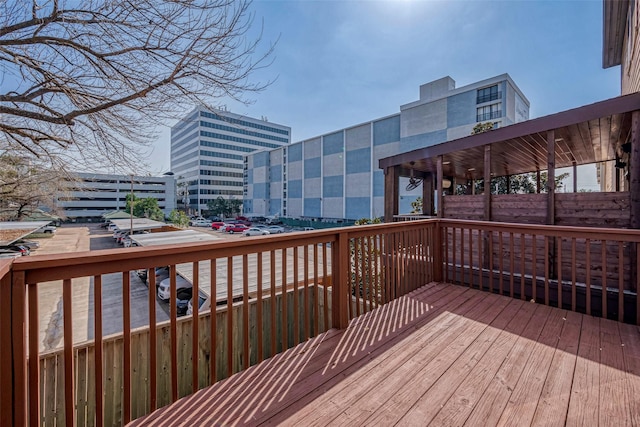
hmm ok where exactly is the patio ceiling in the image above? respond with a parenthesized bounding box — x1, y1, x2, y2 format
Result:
(379, 92, 640, 181)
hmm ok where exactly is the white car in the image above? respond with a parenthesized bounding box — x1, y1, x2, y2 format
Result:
(266, 225, 285, 234)
(243, 227, 270, 236)
(157, 274, 193, 301)
(190, 219, 212, 227)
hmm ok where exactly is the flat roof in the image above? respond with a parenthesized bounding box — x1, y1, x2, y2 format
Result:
(0, 221, 52, 246)
(130, 230, 220, 246)
(110, 218, 166, 232)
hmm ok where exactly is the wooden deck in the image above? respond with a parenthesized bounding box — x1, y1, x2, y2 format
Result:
(129, 282, 640, 426)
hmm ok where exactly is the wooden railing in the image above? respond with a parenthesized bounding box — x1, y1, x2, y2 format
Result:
(2, 219, 639, 426)
(440, 219, 640, 324)
(0, 221, 437, 426)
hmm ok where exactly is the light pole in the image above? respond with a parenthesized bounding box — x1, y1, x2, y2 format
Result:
(130, 174, 134, 233)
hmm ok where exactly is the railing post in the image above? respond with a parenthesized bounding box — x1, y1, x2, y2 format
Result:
(11, 270, 28, 427)
(0, 263, 14, 427)
(433, 221, 443, 283)
(332, 231, 350, 329)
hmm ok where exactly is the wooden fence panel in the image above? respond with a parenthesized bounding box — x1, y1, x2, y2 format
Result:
(36, 285, 329, 426)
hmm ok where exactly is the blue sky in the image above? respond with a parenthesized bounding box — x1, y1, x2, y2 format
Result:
(149, 0, 621, 179)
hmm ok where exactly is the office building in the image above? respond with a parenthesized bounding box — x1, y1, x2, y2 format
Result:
(244, 73, 529, 221)
(170, 107, 291, 214)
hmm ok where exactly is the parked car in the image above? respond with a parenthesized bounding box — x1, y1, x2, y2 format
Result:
(0, 250, 21, 259)
(176, 288, 194, 316)
(13, 239, 40, 250)
(190, 219, 212, 227)
(186, 292, 208, 316)
(226, 224, 249, 234)
(42, 225, 57, 234)
(243, 227, 270, 237)
(137, 266, 170, 288)
(266, 225, 285, 234)
(157, 274, 192, 301)
(210, 221, 226, 230)
(0, 244, 29, 256)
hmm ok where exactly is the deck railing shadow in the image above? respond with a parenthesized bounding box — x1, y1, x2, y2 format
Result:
(1, 218, 640, 425)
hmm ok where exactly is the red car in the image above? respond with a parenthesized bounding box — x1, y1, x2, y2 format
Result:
(226, 224, 249, 234)
(210, 222, 226, 230)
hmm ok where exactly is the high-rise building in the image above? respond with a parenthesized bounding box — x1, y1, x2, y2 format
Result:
(170, 107, 291, 214)
(245, 74, 529, 221)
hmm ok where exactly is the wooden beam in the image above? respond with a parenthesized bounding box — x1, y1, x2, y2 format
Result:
(547, 130, 556, 225)
(484, 145, 491, 221)
(437, 156, 444, 218)
(384, 166, 399, 223)
(630, 111, 640, 229)
(423, 173, 434, 216)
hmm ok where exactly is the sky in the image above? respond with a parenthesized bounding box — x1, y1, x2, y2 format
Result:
(147, 0, 621, 187)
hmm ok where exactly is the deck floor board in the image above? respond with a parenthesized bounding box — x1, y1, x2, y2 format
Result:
(128, 283, 640, 427)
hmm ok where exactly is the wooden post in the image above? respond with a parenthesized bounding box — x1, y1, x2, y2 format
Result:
(573, 161, 578, 193)
(0, 267, 14, 427)
(384, 166, 399, 223)
(433, 221, 443, 282)
(332, 231, 350, 329)
(423, 173, 434, 216)
(506, 174, 511, 194)
(484, 145, 491, 221)
(547, 130, 556, 225)
(547, 130, 557, 280)
(483, 145, 492, 271)
(629, 111, 640, 292)
(436, 156, 444, 218)
(536, 170, 541, 193)
(11, 271, 27, 427)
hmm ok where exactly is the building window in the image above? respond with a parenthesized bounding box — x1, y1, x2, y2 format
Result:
(476, 103, 502, 122)
(477, 85, 501, 104)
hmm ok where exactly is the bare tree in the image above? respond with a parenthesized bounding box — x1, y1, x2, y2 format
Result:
(0, 153, 69, 220)
(0, 0, 274, 170)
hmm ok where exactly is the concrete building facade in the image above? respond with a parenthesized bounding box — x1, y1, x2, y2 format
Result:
(57, 172, 176, 220)
(244, 74, 529, 221)
(170, 107, 291, 214)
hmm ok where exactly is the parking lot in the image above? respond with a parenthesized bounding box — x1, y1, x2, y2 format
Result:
(30, 223, 317, 352)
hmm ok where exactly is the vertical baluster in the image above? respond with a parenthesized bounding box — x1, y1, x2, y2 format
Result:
(602, 240, 607, 319)
(303, 244, 310, 340)
(488, 230, 494, 293)
(210, 259, 217, 384)
(270, 251, 277, 357)
(468, 227, 473, 288)
(586, 239, 591, 316)
(618, 242, 624, 323)
(571, 237, 577, 311)
(518, 233, 523, 299)
(313, 243, 319, 336)
(281, 248, 288, 351)
(122, 272, 131, 423)
(557, 238, 563, 310)
(63, 278, 76, 426)
(95, 275, 105, 425)
(242, 255, 249, 370)
(322, 243, 329, 331)
(532, 235, 537, 303)
(28, 283, 39, 427)
(257, 253, 263, 363)
(293, 247, 299, 345)
(498, 232, 504, 294)
(511, 233, 517, 299)
(192, 262, 199, 392)
(226, 258, 233, 377)
(544, 236, 549, 306)
(169, 265, 178, 402)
